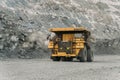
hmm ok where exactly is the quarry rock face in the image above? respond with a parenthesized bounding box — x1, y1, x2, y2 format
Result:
(0, 0, 120, 58)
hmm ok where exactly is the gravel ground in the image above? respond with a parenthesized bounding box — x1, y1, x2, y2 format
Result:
(0, 55, 120, 80)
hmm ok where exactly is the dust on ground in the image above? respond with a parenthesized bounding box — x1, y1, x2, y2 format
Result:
(0, 55, 120, 80)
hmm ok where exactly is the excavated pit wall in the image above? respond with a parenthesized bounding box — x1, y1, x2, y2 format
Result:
(0, 0, 120, 58)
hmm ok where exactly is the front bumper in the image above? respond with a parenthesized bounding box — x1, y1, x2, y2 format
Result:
(51, 52, 77, 57)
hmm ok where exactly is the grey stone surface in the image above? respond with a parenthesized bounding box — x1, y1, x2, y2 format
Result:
(0, 55, 120, 80)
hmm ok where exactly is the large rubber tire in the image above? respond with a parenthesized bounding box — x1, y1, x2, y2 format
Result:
(52, 57, 60, 61)
(79, 46, 87, 62)
(87, 49, 94, 62)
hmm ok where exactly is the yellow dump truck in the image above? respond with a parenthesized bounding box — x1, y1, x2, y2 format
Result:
(48, 27, 93, 62)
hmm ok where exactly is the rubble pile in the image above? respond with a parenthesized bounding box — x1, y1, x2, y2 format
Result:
(0, 11, 48, 58)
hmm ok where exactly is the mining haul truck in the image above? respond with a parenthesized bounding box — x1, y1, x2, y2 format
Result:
(48, 27, 93, 62)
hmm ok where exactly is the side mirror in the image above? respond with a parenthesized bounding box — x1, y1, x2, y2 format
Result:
(47, 34, 51, 40)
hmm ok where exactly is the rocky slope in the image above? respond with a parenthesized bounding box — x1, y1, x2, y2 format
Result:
(0, 0, 120, 58)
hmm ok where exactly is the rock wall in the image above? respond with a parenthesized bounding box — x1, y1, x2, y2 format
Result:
(0, 0, 120, 58)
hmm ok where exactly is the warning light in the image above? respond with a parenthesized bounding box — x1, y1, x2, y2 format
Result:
(67, 47, 70, 50)
(60, 48, 62, 49)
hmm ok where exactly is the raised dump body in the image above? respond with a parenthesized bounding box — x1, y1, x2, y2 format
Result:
(48, 27, 93, 62)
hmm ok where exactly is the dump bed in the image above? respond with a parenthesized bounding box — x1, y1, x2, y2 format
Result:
(49, 27, 90, 34)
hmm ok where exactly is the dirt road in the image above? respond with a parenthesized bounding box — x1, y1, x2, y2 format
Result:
(0, 55, 120, 80)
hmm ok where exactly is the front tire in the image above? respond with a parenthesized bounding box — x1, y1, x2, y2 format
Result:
(87, 49, 94, 62)
(79, 46, 87, 62)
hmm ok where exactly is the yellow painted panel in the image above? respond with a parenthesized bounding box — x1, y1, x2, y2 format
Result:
(63, 34, 74, 41)
(73, 46, 84, 48)
(73, 41, 85, 43)
(50, 27, 75, 32)
(54, 44, 58, 48)
(49, 27, 90, 32)
(76, 49, 80, 55)
(52, 52, 77, 57)
(48, 41, 53, 48)
(48, 46, 53, 49)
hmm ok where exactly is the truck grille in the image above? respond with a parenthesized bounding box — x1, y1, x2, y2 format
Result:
(58, 41, 72, 54)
